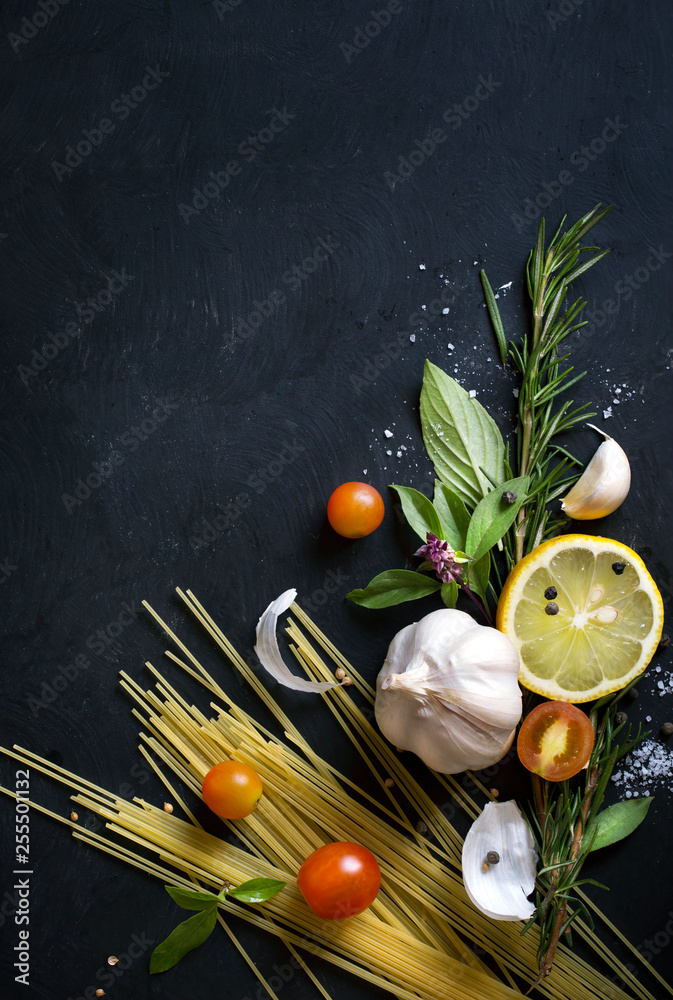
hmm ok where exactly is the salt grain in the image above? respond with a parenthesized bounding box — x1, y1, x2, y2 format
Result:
(603, 406, 613, 419)
(611, 738, 673, 796)
(384, 429, 393, 438)
(419, 263, 426, 270)
(447, 342, 455, 350)
(409, 334, 416, 343)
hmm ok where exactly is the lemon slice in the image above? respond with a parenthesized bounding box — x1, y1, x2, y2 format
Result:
(496, 534, 664, 703)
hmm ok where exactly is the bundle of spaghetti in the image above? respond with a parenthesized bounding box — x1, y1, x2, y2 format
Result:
(0, 588, 667, 1000)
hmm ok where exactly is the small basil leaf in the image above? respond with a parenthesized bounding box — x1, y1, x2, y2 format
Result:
(441, 582, 459, 609)
(347, 570, 442, 609)
(165, 885, 220, 911)
(150, 905, 218, 974)
(588, 797, 653, 853)
(433, 482, 471, 549)
(390, 485, 443, 542)
(465, 477, 529, 562)
(228, 878, 286, 903)
(468, 551, 491, 603)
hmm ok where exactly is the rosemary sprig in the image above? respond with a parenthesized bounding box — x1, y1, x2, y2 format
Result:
(482, 204, 612, 566)
(524, 690, 647, 988)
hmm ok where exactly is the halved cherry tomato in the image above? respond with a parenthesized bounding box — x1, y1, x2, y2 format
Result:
(327, 482, 384, 538)
(297, 841, 381, 919)
(202, 761, 263, 819)
(517, 701, 595, 782)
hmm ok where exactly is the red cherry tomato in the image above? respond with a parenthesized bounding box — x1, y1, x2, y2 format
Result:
(327, 482, 385, 538)
(202, 761, 263, 820)
(297, 841, 381, 919)
(517, 701, 595, 782)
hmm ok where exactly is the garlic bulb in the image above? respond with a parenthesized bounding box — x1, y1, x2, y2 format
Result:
(462, 801, 537, 921)
(375, 609, 522, 774)
(561, 426, 630, 519)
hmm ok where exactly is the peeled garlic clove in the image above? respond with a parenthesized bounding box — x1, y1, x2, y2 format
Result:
(255, 589, 341, 693)
(561, 426, 630, 520)
(462, 801, 537, 921)
(375, 609, 522, 774)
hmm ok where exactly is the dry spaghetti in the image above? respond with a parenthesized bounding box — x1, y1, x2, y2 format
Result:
(0, 589, 669, 1000)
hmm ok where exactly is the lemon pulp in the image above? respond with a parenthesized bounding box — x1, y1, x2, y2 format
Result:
(496, 535, 664, 703)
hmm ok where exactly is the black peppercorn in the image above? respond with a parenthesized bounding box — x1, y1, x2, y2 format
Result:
(544, 586, 557, 600)
(658, 634, 671, 652)
(545, 602, 559, 616)
(502, 490, 517, 506)
(485, 851, 500, 865)
(660, 722, 673, 738)
(612, 561, 626, 575)
(615, 711, 628, 725)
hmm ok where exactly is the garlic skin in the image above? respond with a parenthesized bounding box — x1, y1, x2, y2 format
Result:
(375, 609, 522, 774)
(462, 801, 537, 921)
(561, 427, 630, 520)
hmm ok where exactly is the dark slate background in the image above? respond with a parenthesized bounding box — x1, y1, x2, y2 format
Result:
(1, 1, 672, 998)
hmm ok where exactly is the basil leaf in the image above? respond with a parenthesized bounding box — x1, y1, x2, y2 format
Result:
(464, 477, 529, 562)
(441, 582, 459, 609)
(468, 551, 491, 602)
(165, 886, 220, 911)
(228, 878, 286, 903)
(587, 797, 653, 853)
(390, 485, 443, 542)
(150, 905, 218, 974)
(420, 360, 506, 506)
(432, 482, 471, 548)
(347, 570, 441, 609)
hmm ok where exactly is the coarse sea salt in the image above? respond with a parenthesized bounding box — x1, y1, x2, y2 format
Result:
(611, 738, 673, 796)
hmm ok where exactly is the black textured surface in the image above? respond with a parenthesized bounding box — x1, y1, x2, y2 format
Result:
(1, 2, 672, 999)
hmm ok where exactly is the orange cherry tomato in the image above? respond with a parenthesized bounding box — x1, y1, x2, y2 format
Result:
(327, 482, 385, 538)
(202, 761, 263, 820)
(517, 701, 595, 782)
(297, 842, 381, 920)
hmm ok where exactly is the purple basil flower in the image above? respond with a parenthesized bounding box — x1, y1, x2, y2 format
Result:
(414, 532, 463, 585)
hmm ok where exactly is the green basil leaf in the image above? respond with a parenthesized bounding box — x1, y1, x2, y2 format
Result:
(150, 905, 218, 974)
(165, 886, 220, 911)
(432, 482, 471, 548)
(390, 485, 443, 542)
(420, 360, 506, 506)
(468, 551, 491, 602)
(347, 570, 441, 609)
(228, 878, 286, 903)
(588, 797, 653, 853)
(440, 581, 459, 609)
(464, 477, 529, 562)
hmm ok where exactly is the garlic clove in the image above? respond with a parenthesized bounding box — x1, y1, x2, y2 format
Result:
(461, 801, 537, 921)
(561, 426, 630, 520)
(254, 589, 341, 693)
